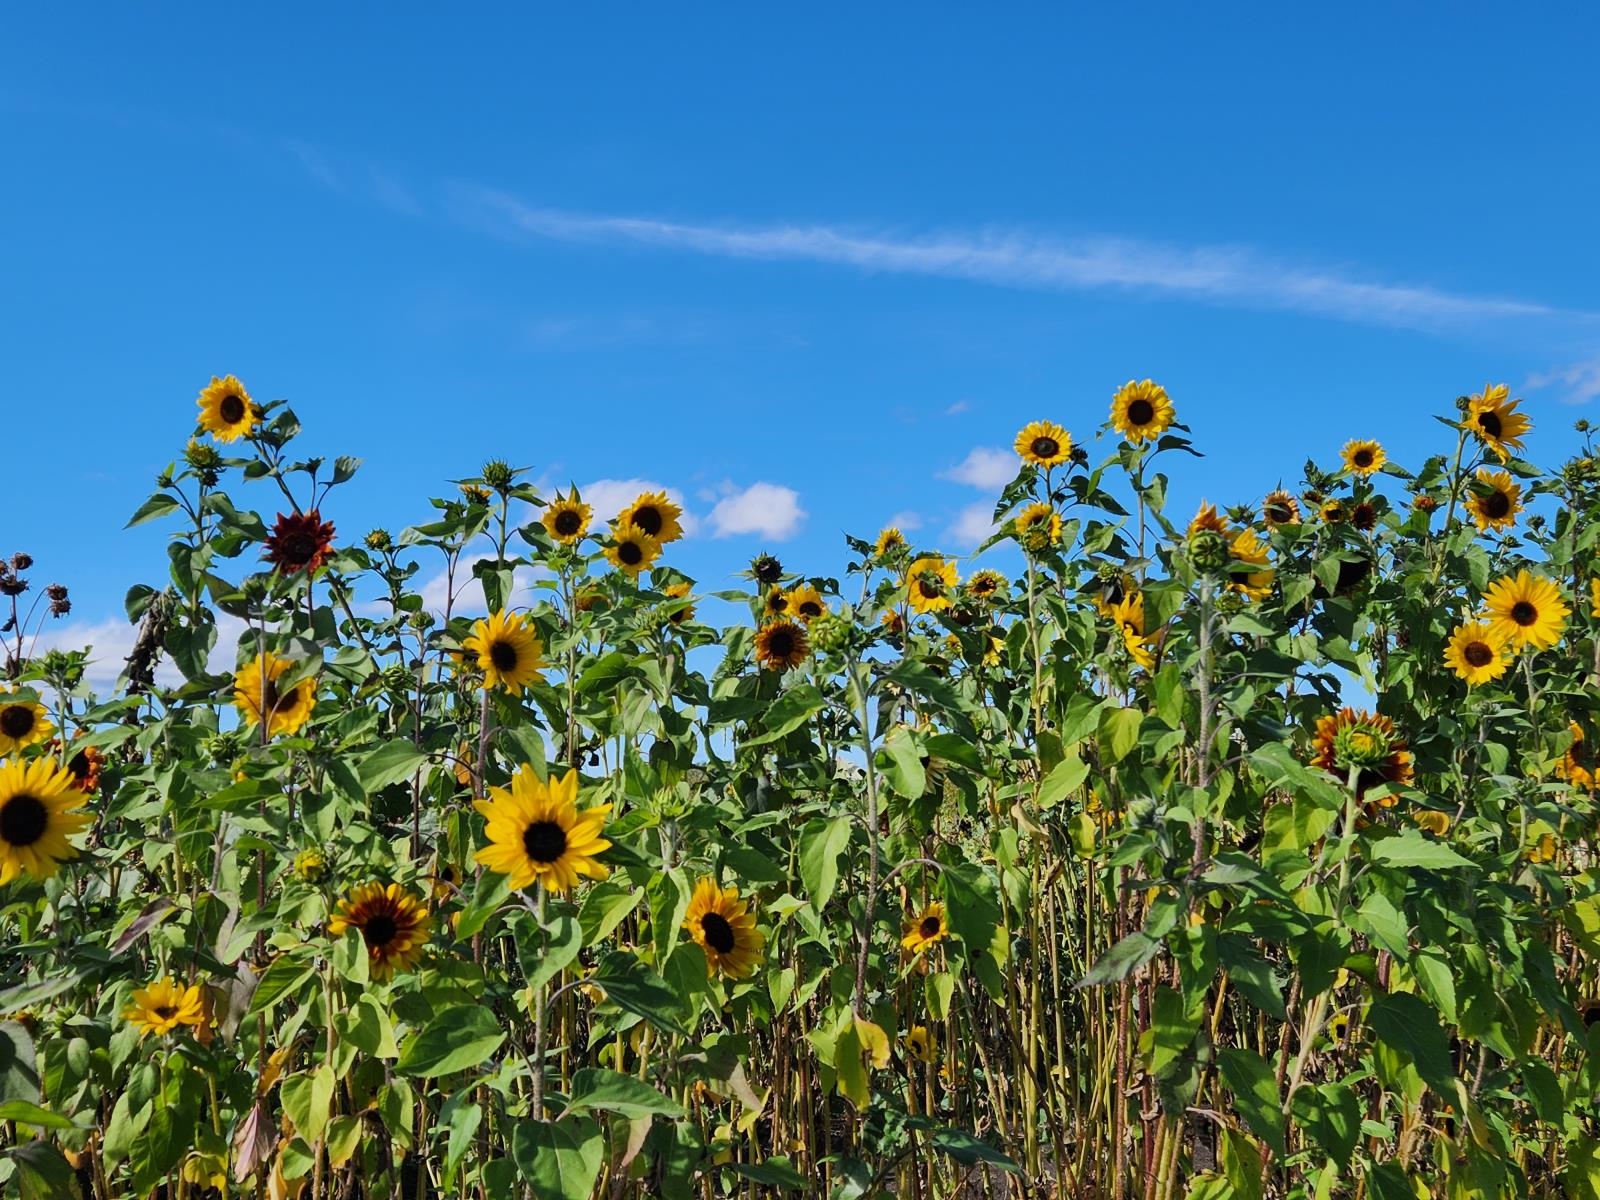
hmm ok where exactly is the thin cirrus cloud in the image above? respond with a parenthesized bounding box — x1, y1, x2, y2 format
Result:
(940, 446, 1017, 490)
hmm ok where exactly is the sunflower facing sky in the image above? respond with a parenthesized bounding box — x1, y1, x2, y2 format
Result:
(328, 882, 432, 980)
(0, 757, 93, 884)
(544, 493, 592, 545)
(906, 557, 959, 614)
(1013, 420, 1072, 468)
(462, 609, 545, 693)
(0, 693, 52, 755)
(195, 374, 258, 443)
(786, 583, 827, 623)
(755, 619, 810, 671)
(1464, 383, 1531, 462)
(263, 509, 336, 574)
(123, 978, 206, 1037)
(1341, 439, 1386, 476)
(901, 901, 950, 955)
(605, 523, 663, 579)
(1465, 469, 1523, 534)
(618, 491, 685, 544)
(967, 569, 1007, 601)
(1261, 489, 1302, 528)
(1308, 708, 1414, 802)
(1443, 621, 1512, 687)
(874, 526, 907, 557)
(683, 877, 765, 979)
(1482, 569, 1569, 651)
(232, 652, 317, 739)
(1110, 379, 1175, 444)
(474, 767, 611, 893)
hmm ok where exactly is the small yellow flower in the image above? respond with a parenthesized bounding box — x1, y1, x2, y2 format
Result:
(124, 978, 206, 1037)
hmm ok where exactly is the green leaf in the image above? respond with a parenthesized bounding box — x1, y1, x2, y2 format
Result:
(12, 1138, 75, 1200)
(0, 1100, 83, 1130)
(397, 1005, 505, 1077)
(1098, 705, 1143, 763)
(727, 1157, 808, 1189)
(1367, 991, 1453, 1094)
(798, 815, 851, 912)
(280, 1066, 335, 1141)
(942, 862, 1002, 955)
(511, 1115, 604, 1200)
(247, 955, 315, 1016)
(1290, 1081, 1361, 1169)
(1368, 829, 1474, 870)
(1037, 751, 1089, 808)
(743, 683, 824, 747)
(514, 910, 583, 994)
(591, 952, 688, 1036)
(929, 1127, 1019, 1172)
(360, 739, 430, 791)
(1217, 1048, 1285, 1157)
(564, 1068, 685, 1119)
(878, 724, 927, 799)
(1078, 932, 1161, 989)
(126, 492, 181, 528)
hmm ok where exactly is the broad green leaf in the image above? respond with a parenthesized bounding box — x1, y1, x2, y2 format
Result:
(1367, 991, 1453, 1094)
(1368, 829, 1474, 870)
(564, 1068, 685, 1119)
(512, 1115, 604, 1200)
(798, 816, 851, 912)
(744, 684, 825, 747)
(359, 739, 430, 791)
(1217, 1048, 1285, 1157)
(942, 861, 1002, 956)
(397, 1005, 505, 1077)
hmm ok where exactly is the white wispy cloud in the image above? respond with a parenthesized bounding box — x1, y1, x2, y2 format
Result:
(947, 502, 998, 547)
(1528, 357, 1600, 405)
(941, 447, 1017, 490)
(708, 483, 807, 540)
(885, 510, 923, 531)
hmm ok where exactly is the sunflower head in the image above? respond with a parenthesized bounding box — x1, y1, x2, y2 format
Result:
(123, 978, 207, 1038)
(1226, 528, 1274, 601)
(1463, 384, 1531, 462)
(263, 509, 336, 575)
(1015, 502, 1062, 554)
(683, 877, 765, 978)
(463, 610, 545, 693)
(1465, 469, 1523, 534)
(904, 1025, 936, 1063)
(0, 693, 52, 755)
(786, 584, 828, 623)
(1110, 379, 1175, 445)
(905, 557, 959, 614)
(196, 375, 258, 443)
(749, 554, 785, 586)
(1013, 420, 1072, 468)
(475, 767, 611, 893)
(0, 757, 92, 885)
(1261, 489, 1302, 528)
(1482, 569, 1569, 652)
(901, 901, 949, 955)
(618, 491, 684, 544)
(232, 653, 317, 739)
(1341, 439, 1386, 476)
(544, 493, 592, 545)
(1319, 498, 1348, 524)
(459, 483, 492, 507)
(874, 527, 908, 558)
(755, 620, 810, 672)
(1443, 621, 1511, 687)
(64, 743, 105, 794)
(1558, 722, 1597, 793)
(966, 569, 1007, 602)
(661, 581, 696, 625)
(1309, 708, 1413, 801)
(605, 523, 663, 579)
(328, 882, 432, 980)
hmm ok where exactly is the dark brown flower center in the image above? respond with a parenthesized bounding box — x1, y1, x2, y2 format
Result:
(68, 751, 91, 780)
(1353, 504, 1376, 530)
(522, 820, 568, 864)
(618, 541, 644, 566)
(1482, 490, 1512, 518)
(0, 705, 35, 739)
(1477, 411, 1502, 437)
(1463, 641, 1494, 667)
(281, 532, 318, 564)
(489, 639, 519, 672)
(768, 593, 788, 612)
(1127, 399, 1155, 426)
(918, 580, 942, 599)
(1266, 503, 1291, 523)
(1031, 436, 1059, 459)
(362, 913, 398, 948)
(553, 509, 582, 536)
(0, 794, 47, 847)
(700, 911, 736, 954)
(766, 629, 796, 658)
(154, 1005, 176, 1019)
(220, 394, 246, 424)
(920, 915, 942, 939)
(631, 506, 663, 536)
(1353, 449, 1373, 468)
(798, 600, 822, 618)
(1511, 601, 1537, 626)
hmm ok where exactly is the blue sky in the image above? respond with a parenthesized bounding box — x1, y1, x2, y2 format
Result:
(7, 7, 1600, 682)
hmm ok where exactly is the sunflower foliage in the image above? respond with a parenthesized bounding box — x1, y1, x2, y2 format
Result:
(4, 378, 1600, 1200)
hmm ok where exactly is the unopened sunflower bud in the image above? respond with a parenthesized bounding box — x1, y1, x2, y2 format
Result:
(203, 732, 241, 765)
(364, 528, 392, 552)
(480, 459, 515, 491)
(293, 848, 328, 882)
(750, 554, 784, 585)
(809, 611, 852, 654)
(1577, 419, 1592, 433)
(1187, 528, 1230, 573)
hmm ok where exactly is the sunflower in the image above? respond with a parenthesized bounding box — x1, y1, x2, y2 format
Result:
(232, 653, 316, 739)
(1227, 528, 1274, 600)
(1308, 708, 1414, 802)
(263, 509, 336, 574)
(327, 882, 432, 980)
(1187, 502, 1229, 538)
(1558, 722, 1597, 793)
(474, 767, 611, 893)
(904, 1025, 936, 1063)
(123, 979, 206, 1037)
(0, 757, 92, 884)
(1261, 489, 1302, 528)
(1443, 621, 1512, 687)
(755, 620, 810, 671)
(1110, 379, 1175, 445)
(761, 588, 792, 621)
(901, 902, 949, 955)
(749, 554, 784, 586)
(1319, 498, 1347, 524)
(462, 609, 545, 693)
(787, 584, 827, 623)
(1341, 440, 1386, 476)
(1592, 577, 1600, 619)
(543, 493, 592, 545)
(1465, 469, 1523, 534)
(0, 694, 52, 754)
(195, 375, 258, 443)
(662, 581, 695, 625)
(1015, 502, 1062, 550)
(1463, 383, 1531, 462)
(605, 523, 662, 579)
(1413, 810, 1452, 837)
(1350, 501, 1380, 532)
(1013, 421, 1072, 468)
(905, 557, 959, 614)
(683, 877, 765, 979)
(618, 491, 684, 544)
(875, 527, 907, 557)
(967, 569, 1007, 601)
(64, 743, 105, 794)
(879, 610, 905, 636)
(459, 483, 492, 507)
(1121, 625, 1156, 672)
(1482, 569, 1569, 651)
(1110, 593, 1155, 671)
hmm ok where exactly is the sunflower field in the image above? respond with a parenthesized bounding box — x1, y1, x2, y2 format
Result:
(4, 377, 1600, 1200)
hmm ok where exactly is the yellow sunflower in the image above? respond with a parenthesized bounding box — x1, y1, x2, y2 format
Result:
(1591, 577, 1600, 619)
(786, 584, 828, 623)
(1308, 708, 1413, 803)
(662, 581, 695, 625)
(763, 588, 792, 620)
(1013, 421, 1072, 468)
(904, 1025, 936, 1063)
(1557, 722, 1597, 793)
(1110, 591, 1146, 639)
(123, 978, 206, 1037)
(1443, 621, 1511, 687)
(1482, 569, 1569, 651)
(1465, 469, 1523, 534)
(195, 375, 258, 443)
(1319, 498, 1347, 524)
(966, 569, 1007, 602)
(905, 557, 959, 614)
(1187, 502, 1229, 538)
(0, 757, 93, 884)
(875, 527, 907, 557)
(1341, 440, 1386, 476)
(1226, 528, 1274, 601)
(462, 609, 545, 693)
(902, 902, 949, 954)
(618, 491, 685, 544)
(543, 493, 592, 545)
(683, 877, 765, 979)
(328, 882, 432, 980)
(1413, 810, 1452, 837)
(0, 693, 52, 754)
(605, 523, 662, 579)
(1463, 383, 1531, 462)
(232, 653, 316, 739)
(474, 767, 611, 893)
(1015, 502, 1062, 550)
(1110, 379, 1175, 445)
(1261, 489, 1302, 528)
(755, 620, 810, 671)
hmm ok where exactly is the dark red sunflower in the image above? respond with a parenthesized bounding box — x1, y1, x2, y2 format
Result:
(264, 510, 336, 575)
